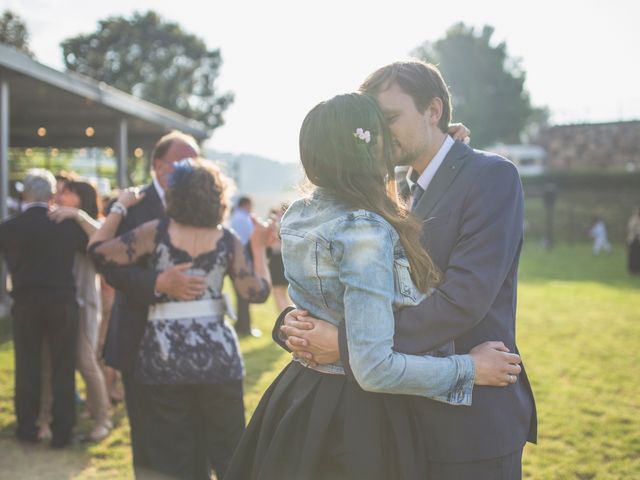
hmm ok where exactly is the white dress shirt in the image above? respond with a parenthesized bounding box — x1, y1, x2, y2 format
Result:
(407, 135, 455, 204)
(21, 201, 49, 212)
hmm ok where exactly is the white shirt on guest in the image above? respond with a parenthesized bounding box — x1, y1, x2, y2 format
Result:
(230, 208, 254, 246)
(21, 202, 49, 212)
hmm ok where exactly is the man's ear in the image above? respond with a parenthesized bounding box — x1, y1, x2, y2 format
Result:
(427, 97, 444, 126)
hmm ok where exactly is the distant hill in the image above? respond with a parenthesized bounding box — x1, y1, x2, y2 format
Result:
(204, 149, 305, 216)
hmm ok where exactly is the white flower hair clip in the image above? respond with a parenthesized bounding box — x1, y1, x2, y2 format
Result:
(353, 128, 371, 144)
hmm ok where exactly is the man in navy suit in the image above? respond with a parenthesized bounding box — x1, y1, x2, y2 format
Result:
(276, 61, 537, 479)
(0, 169, 87, 447)
(100, 131, 206, 476)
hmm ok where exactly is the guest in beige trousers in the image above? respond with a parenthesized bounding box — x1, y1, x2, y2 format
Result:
(98, 276, 124, 404)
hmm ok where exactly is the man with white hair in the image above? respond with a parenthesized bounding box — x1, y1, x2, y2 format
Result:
(0, 168, 88, 448)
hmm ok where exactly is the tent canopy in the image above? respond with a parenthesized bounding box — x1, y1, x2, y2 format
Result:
(0, 43, 211, 302)
(0, 43, 210, 150)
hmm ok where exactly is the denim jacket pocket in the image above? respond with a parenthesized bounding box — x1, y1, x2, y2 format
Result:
(280, 228, 331, 310)
(393, 257, 422, 304)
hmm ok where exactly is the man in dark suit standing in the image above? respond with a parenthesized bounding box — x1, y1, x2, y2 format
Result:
(0, 169, 87, 448)
(100, 131, 206, 476)
(277, 61, 537, 479)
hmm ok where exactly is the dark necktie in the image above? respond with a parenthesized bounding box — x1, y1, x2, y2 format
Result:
(410, 183, 425, 211)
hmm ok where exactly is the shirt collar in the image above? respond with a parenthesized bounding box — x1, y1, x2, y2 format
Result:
(406, 135, 455, 193)
(152, 176, 166, 206)
(22, 201, 49, 212)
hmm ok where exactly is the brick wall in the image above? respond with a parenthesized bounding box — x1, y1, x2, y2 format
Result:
(535, 121, 640, 171)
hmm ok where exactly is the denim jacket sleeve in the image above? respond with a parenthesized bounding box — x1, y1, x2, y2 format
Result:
(331, 214, 475, 405)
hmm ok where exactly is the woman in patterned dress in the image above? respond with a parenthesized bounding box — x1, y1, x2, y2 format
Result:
(89, 158, 271, 480)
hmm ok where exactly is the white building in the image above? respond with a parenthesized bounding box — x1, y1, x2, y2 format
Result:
(491, 144, 547, 176)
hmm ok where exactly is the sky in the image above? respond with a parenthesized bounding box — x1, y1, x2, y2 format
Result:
(4, 0, 639, 163)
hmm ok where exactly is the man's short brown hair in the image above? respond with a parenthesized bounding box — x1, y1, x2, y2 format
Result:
(360, 60, 452, 133)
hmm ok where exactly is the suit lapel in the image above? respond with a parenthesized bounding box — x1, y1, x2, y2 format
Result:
(413, 141, 472, 219)
(141, 183, 165, 220)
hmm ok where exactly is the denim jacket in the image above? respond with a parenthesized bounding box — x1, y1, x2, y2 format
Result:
(280, 188, 475, 406)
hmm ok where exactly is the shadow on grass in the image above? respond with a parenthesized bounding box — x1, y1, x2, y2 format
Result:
(0, 329, 94, 479)
(0, 437, 91, 479)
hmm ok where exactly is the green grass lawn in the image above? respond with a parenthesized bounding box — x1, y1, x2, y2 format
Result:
(0, 243, 638, 479)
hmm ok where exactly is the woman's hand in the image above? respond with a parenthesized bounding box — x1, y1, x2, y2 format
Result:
(89, 188, 143, 247)
(116, 187, 145, 209)
(470, 341, 522, 387)
(447, 123, 471, 144)
(48, 206, 82, 223)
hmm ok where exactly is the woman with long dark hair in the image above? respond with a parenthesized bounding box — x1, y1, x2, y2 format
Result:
(39, 180, 112, 441)
(224, 93, 522, 479)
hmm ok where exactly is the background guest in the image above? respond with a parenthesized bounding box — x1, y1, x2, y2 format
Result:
(627, 207, 640, 274)
(89, 159, 271, 480)
(38, 180, 112, 442)
(229, 195, 261, 337)
(0, 169, 87, 448)
(588, 215, 611, 255)
(99, 130, 206, 477)
(96, 190, 124, 404)
(266, 203, 291, 311)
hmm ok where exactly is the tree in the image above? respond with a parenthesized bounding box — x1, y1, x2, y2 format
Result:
(413, 23, 546, 148)
(0, 10, 34, 57)
(61, 11, 233, 131)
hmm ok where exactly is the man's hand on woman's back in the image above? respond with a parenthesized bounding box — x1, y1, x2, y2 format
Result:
(155, 262, 206, 301)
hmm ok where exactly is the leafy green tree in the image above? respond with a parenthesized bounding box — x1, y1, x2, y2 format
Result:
(61, 11, 233, 130)
(413, 23, 546, 147)
(0, 10, 33, 57)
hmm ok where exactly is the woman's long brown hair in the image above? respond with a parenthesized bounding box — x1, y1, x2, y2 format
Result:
(65, 180, 102, 220)
(299, 93, 440, 292)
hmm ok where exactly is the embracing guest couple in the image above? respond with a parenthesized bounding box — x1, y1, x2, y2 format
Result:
(224, 59, 537, 480)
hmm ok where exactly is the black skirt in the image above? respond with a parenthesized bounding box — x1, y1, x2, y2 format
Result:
(224, 361, 428, 480)
(267, 251, 288, 286)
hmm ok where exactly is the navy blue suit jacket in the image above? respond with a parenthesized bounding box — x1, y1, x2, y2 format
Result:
(0, 206, 87, 303)
(102, 184, 164, 373)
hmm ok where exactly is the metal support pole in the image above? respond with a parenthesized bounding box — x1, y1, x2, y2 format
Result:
(116, 118, 128, 188)
(0, 79, 9, 308)
(0, 79, 8, 221)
